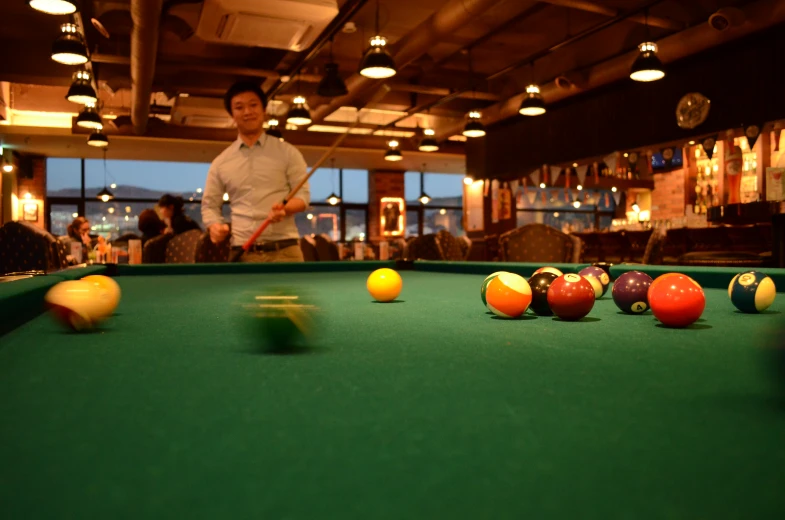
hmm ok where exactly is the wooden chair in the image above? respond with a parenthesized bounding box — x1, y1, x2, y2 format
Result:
(299, 236, 318, 261)
(313, 234, 340, 261)
(596, 231, 629, 263)
(435, 230, 465, 261)
(623, 230, 653, 263)
(0, 221, 69, 275)
(143, 234, 172, 264)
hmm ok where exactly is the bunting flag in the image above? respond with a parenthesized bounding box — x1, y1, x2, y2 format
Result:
(564, 189, 570, 202)
(702, 135, 717, 160)
(612, 190, 621, 206)
(522, 177, 528, 194)
(550, 166, 561, 186)
(604, 193, 610, 207)
(592, 162, 600, 184)
(745, 124, 762, 150)
(526, 190, 537, 205)
(528, 169, 540, 187)
(603, 153, 618, 177)
(576, 165, 588, 186)
(565, 167, 571, 189)
(541, 190, 547, 204)
(483, 179, 490, 196)
(509, 179, 519, 196)
(774, 127, 782, 151)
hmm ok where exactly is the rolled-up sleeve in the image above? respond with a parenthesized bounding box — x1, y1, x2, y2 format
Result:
(201, 160, 225, 229)
(286, 145, 310, 206)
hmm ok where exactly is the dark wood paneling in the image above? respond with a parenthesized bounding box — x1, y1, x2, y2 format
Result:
(479, 23, 785, 179)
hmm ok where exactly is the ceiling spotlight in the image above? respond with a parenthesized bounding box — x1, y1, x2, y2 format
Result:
(286, 96, 312, 126)
(87, 130, 108, 147)
(611, 186, 618, 192)
(2, 161, 14, 173)
(76, 101, 103, 129)
(419, 129, 439, 152)
(29, 0, 77, 15)
(630, 42, 665, 82)
(519, 84, 546, 116)
(66, 70, 97, 105)
(462, 111, 485, 138)
(51, 23, 88, 65)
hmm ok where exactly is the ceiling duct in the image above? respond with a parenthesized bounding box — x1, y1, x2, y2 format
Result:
(195, 0, 339, 51)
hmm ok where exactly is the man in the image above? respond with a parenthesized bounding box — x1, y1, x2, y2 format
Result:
(201, 81, 310, 262)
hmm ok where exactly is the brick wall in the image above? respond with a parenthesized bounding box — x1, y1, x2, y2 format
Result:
(650, 167, 685, 220)
(368, 170, 404, 241)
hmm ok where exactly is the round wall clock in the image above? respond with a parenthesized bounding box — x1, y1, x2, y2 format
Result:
(676, 92, 711, 129)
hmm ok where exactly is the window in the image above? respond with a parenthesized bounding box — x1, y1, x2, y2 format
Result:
(296, 205, 340, 241)
(424, 208, 464, 236)
(47, 158, 81, 197)
(49, 203, 79, 236)
(424, 173, 463, 206)
(341, 169, 368, 203)
(406, 209, 419, 237)
(344, 208, 367, 241)
(404, 172, 422, 203)
(307, 168, 338, 203)
(84, 159, 209, 199)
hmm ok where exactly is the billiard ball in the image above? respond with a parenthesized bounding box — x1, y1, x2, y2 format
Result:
(648, 273, 706, 328)
(547, 273, 595, 321)
(367, 268, 402, 302)
(533, 266, 563, 277)
(728, 271, 776, 313)
(244, 289, 318, 352)
(81, 274, 121, 318)
(481, 271, 507, 306)
(44, 280, 109, 331)
(579, 266, 610, 298)
(612, 271, 653, 314)
(527, 272, 558, 316)
(485, 272, 532, 318)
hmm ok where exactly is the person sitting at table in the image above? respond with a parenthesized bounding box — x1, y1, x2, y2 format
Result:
(158, 194, 201, 236)
(66, 216, 93, 251)
(138, 208, 168, 245)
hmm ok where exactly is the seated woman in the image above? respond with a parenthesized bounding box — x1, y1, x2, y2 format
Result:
(61, 216, 93, 263)
(157, 194, 201, 235)
(138, 208, 167, 245)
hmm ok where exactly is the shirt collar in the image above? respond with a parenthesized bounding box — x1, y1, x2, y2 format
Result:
(236, 132, 267, 150)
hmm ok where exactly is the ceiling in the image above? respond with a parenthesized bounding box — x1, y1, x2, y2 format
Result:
(0, 0, 775, 171)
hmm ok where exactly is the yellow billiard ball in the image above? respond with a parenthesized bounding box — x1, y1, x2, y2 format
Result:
(81, 274, 121, 318)
(367, 268, 402, 302)
(45, 280, 108, 331)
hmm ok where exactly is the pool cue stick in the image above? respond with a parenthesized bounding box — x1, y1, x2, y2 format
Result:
(229, 84, 392, 262)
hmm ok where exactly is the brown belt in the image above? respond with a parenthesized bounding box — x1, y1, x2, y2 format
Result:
(233, 238, 299, 253)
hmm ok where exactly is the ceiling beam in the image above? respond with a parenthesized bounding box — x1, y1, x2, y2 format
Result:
(537, 0, 683, 30)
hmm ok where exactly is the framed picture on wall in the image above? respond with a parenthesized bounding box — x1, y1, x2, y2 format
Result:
(380, 197, 405, 237)
(22, 202, 38, 222)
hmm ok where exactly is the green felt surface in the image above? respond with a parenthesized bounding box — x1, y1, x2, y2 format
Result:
(611, 264, 785, 290)
(0, 275, 56, 337)
(115, 260, 397, 276)
(413, 260, 588, 277)
(48, 264, 108, 281)
(1, 268, 784, 519)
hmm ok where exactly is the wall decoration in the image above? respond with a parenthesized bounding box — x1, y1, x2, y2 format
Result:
(499, 182, 512, 220)
(702, 135, 717, 160)
(22, 202, 38, 222)
(491, 179, 500, 223)
(744, 124, 761, 149)
(676, 92, 711, 129)
(379, 197, 405, 237)
(576, 165, 588, 186)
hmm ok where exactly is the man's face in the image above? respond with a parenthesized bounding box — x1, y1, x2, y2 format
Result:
(230, 91, 264, 134)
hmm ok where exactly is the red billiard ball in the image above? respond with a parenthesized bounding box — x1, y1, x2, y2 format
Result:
(547, 273, 596, 321)
(648, 273, 706, 328)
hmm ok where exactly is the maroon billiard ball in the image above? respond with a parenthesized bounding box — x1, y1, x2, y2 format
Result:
(648, 273, 706, 328)
(612, 270, 653, 314)
(547, 273, 596, 321)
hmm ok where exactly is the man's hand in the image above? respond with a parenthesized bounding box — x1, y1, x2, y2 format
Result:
(209, 222, 230, 244)
(269, 202, 287, 223)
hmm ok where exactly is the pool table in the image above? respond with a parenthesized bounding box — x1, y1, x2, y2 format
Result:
(1, 261, 784, 519)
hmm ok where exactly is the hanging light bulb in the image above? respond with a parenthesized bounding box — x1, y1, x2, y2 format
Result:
(326, 158, 342, 204)
(97, 149, 113, 201)
(29, 0, 78, 15)
(630, 42, 665, 82)
(51, 23, 88, 65)
(419, 128, 439, 152)
(87, 130, 109, 147)
(463, 175, 474, 186)
(418, 163, 430, 203)
(286, 95, 312, 126)
(384, 139, 402, 161)
(76, 101, 103, 129)
(266, 118, 283, 141)
(66, 70, 97, 105)
(462, 111, 485, 138)
(519, 84, 546, 116)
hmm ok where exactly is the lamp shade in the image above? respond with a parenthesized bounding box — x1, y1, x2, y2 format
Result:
(462, 119, 486, 138)
(519, 85, 546, 116)
(286, 96, 312, 126)
(29, 0, 78, 15)
(51, 23, 88, 65)
(317, 63, 348, 97)
(87, 131, 109, 147)
(630, 42, 665, 82)
(359, 36, 396, 79)
(97, 187, 114, 202)
(418, 137, 439, 152)
(76, 105, 103, 129)
(384, 148, 403, 161)
(66, 70, 96, 105)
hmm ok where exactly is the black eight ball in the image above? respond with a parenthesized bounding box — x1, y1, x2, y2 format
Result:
(528, 272, 559, 316)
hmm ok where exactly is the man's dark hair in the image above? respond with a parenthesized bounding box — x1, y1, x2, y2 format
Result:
(224, 81, 267, 114)
(158, 194, 185, 216)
